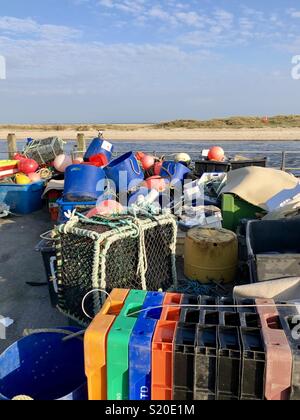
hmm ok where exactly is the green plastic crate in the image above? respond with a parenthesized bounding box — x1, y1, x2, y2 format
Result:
(222, 193, 263, 232)
(107, 290, 147, 401)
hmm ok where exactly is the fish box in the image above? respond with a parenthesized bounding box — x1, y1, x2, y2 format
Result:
(0, 181, 45, 214)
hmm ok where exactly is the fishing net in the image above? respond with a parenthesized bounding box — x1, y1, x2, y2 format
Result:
(23, 137, 64, 165)
(54, 214, 177, 325)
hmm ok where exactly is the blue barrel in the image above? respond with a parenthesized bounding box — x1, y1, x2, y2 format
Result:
(64, 164, 106, 202)
(0, 328, 87, 401)
(160, 161, 191, 184)
(84, 138, 114, 163)
(105, 152, 144, 192)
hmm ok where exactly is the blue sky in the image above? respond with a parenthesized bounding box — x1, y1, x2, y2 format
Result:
(0, 0, 300, 123)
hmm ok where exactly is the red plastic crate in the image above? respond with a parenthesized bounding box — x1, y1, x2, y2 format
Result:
(256, 298, 292, 400)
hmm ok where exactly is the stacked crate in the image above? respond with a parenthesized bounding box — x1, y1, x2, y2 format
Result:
(84, 289, 298, 401)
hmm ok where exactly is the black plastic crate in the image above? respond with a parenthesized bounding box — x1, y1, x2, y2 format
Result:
(240, 327, 266, 400)
(239, 313, 261, 329)
(218, 297, 236, 312)
(180, 308, 201, 324)
(220, 312, 241, 327)
(199, 295, 219, 310)
(278, 303, 300, 400)
(35, 238, 58, 307)
(199, 311, 220, 326)
(217, 326, 242, 400)
(181, 294, 199, 306)
(194, 325, 218, 400)
(194, 160, 231, 177)
(230, 158, 267, 171)
(236, 298, 257, 313)
(246, 219, 300, 282)
(173, 323, 197, 401)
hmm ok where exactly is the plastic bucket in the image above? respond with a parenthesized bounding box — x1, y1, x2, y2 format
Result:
(0, 328, 87, 400)
(64, 164, 106, 202)
(105, 152, 144, 192)
(160, 161, 191, 184)
(84, 138, 114, 163)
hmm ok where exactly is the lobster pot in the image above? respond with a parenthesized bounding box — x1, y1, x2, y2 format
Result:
(23, 137, 64, 165)
(54, 215, 177, 326)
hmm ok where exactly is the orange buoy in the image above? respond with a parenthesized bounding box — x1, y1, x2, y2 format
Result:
(208, 146, 225, 162)
(136, 151, 145, 161)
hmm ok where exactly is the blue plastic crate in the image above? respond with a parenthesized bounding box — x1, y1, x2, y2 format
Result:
(0, 181, 45, 215)
(129, 291, 165, 401)
(57, 198, 97, 224)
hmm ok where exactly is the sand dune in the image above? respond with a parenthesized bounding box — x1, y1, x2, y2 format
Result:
(1, 127, 300, 142)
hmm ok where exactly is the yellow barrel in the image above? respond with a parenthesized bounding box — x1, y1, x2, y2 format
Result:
(184, 227, 238, 284)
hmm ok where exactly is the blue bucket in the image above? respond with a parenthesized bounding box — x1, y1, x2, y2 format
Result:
(160, 161, 191, 184)
(84, 138, 114, 163)
(0, 328, 87, 401)
(105, 152, 144, 192)
(64, 165, 106, 202)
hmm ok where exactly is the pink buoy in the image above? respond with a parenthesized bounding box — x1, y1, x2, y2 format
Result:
(86, 200, 124, 218)
(141, 155, 155, 171)
(28, 172, 41, 182)
(54, 154, 73, 173)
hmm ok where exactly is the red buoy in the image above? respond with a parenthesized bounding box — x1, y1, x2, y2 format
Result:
(18, 158, 39, 175)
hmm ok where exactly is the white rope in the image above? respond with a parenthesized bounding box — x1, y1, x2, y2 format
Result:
(81, 289, 112, 320)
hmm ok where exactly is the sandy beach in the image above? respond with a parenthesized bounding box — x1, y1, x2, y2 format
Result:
(1, 127, 300, 142)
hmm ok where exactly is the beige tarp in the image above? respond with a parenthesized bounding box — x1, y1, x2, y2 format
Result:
(221, 167, 299, 210)
(234, 277, 300, 301)
(42, 179, 64, 198)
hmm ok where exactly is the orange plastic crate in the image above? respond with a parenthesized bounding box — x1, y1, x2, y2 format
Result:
(152, 293, 182, 401)
(256, 298, 292, 400)
(84, 289, 129, 400)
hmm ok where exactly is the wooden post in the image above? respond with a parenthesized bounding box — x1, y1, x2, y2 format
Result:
(7, 133, 17, 159)
(77, 133, 86, 157)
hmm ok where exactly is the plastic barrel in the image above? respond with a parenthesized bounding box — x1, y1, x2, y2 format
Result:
(64, 164, 106, 202)
(160, 161, 191, 184)
(0, 328, 87, 401)
(105, 152, 144, 192)
(84, 138, 114, 163)
(184, 227, 238, 284)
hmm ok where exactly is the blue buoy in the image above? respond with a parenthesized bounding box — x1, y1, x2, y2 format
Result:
(0, 328, 87, 400)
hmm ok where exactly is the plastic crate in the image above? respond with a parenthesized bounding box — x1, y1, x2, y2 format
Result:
(57, 198, 97, 224)
(230, 158, 267, 171)
(278, 303, 300, 400)
(222, 194, 263, 232)
(194, 325, 218, 400)
(256, 298, 293, 400)
(84, 289, 129, 401)
(246, 219, 300, 283)
(152, 293, 183, 401)
(107, 290, 147, 400)
(129, 292, 165, 401)
(217, 326, 242, 400)
(240, 328, 266, 400)
(173, 323, 197, 401)
(0, 181, 45, 215)
(194, 161, 231, 177)
(35, 238, 58, 307)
